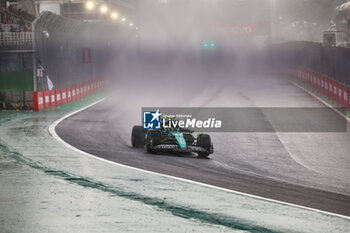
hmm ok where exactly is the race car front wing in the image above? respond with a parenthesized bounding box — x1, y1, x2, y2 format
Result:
(153, 143, 213, 154)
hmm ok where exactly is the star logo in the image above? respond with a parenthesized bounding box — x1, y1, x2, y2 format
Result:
(150, 109, 162, 122)
(143, 109, 162, 129)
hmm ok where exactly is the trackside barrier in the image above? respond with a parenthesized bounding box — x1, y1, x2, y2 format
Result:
(86, 82, 90, 96)
(77, 85, 81, 101)
(62, 88, 67, 105)
(44, 90, 50, 109)
(56, 89, 61, 107)
(67, 87, 71, 103)
(333, 80, 337, 104)
(325, 77, 330, 100)
(348, 86, 350, 112)
(72, 85, 76, 102)
(80, 84, 84, 99)
(50, 90, 56, 108)
(84, 84, 87, 97)
(90, 82, 93, 94)
(26, 102, 31, 111)
(288, 67, 350, 114)
(329, 80, 334, 103)
(33, 91, 44, 111)
(32, 79, 104, 111)
(317, 74, 321, 95)
(338, 83, 343, 107)
(343, 86, 349, 112)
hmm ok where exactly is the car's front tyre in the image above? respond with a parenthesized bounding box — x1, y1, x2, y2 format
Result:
(131, 126, 146, 148)
(197, 133, 211, 158)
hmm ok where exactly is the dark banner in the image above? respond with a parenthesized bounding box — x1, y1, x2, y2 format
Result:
(142, 107, 346, 132)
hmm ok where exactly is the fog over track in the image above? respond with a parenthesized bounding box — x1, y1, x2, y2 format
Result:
(56, 56, 350, 216)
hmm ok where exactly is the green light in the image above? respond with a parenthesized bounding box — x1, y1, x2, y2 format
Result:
(204, 43, 208, 47)
(210, 43, 215, 47)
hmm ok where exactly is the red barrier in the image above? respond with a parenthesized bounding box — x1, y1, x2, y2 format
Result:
(338, 83, 343, 107)
(32, 80, 103, 112)
(80, 84, 84, 99)
(293, 69, 349, 114)
(81, 85, 84, 99)
(307, 71, 311, 87)
(328, 79, 334, 103)
(348, 86, 350, 112)
(323, 77, 328, 98)
(62, 88, 67, 105)
(88, 82, 91, 94)
(83, 84, 87, 97)
(313, 72, 317, 92)
(33, 91, 44, 111)
(343, 85, 349, 112)
(312, 72, 317, 92)
(326, 78, 332, 100)
(56, 89, 61, 106)
(306, 70, 311, 87)
(87, 83, 91, 96)
(67, 87, 72, 103)
(91, 82, 94, 93)
(333, 80, 338, 105)
(305, 70, 309, 86)
(50, 90, 56, 108)
(323, 76, 328, 98)
(301, 69, 306, 85)
(76, 85, 81, 101)
(72, 85, 76, 102)
(26, 102, 31, 111)
(44, 90, 50, 109)
(316, 74, 321, 95)
(320, 75, 325, 97)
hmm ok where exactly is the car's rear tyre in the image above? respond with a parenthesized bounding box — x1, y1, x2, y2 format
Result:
(146, 131, 160, 154)
(197, 134, 211, 158)
(131, 126, 146, 148)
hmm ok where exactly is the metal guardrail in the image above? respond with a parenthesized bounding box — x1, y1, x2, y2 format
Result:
(0, 32, 32, 45)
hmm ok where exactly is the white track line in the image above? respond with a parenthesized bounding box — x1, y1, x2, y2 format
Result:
(49, 97, 350, 220)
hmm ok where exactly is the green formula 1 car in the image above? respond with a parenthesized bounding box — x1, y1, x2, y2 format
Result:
(131, 119, 213, 158)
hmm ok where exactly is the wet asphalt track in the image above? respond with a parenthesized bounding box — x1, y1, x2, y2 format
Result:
(56, 75, 350, 216)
